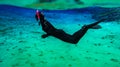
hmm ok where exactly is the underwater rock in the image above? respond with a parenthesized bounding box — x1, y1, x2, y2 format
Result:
(12, 46, 18, 49)
(40, 61, 47, 64)
(72, 58, 76, 61)
(0, 60, 3, 63)
(94, 59, 98, 61)
(11, 53, 15, 56)
(17, 48, 27, 53)
(18, 40, 27, 43)
(110, 58, 119, 62)
(38, 51, 44, 56)
(59, 56, 65, 59)
(6, 48, 9, 51)
(94, 43, 101, 46)
(118, 47, 120, 50)
(78, 24, 81, 26)
(27, 53, 31, 57)
(68, 64, 72, 67)
(0, 42, 4, 46)
(101, 34, 116, 40)
(110, 41, 114, 44)
(85, 56, 92, 59)
(86, 51, 89, 53)
(107, 46, 111, 48)
(30, 62, 35, 67)
(0, 27, 14, 33)
(107, 53, 111, 55)
(11, 63, 20, 67)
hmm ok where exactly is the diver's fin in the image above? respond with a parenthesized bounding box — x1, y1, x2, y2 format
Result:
(91, 25, 102, 29)
(86, 19, 105, 28)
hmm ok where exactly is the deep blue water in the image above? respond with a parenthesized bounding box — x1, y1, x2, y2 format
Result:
(0, 4, 120, 26)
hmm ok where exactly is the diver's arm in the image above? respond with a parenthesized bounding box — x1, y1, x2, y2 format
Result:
(35, 14, 41, 26)
(35, 14, 38, 21)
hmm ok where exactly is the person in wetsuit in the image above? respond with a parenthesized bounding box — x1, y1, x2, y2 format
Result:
(35, 10, 105, 44)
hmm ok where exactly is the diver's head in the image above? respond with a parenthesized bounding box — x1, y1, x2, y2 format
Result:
(36, 10, 44, 21)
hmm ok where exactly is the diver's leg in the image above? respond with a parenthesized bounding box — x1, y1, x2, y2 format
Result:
(72, 19, 105, 44)
(51, 29, 77, 44)
(52, 26, 89, 44)
(72, 26, 89, 44)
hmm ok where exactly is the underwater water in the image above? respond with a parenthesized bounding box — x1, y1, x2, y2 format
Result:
(0, 5, 120, 67)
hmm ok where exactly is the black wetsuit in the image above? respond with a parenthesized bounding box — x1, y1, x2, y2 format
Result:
(36, 14, 105, 44)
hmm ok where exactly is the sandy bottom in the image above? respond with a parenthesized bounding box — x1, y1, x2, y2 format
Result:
(0, 19, 120, 67)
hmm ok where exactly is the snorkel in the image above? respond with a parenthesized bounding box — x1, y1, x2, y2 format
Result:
(36, 10, 45, 26)
(36, 10, 41, 21)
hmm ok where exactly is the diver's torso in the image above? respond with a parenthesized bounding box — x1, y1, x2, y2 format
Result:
(41, 20, 56, 35)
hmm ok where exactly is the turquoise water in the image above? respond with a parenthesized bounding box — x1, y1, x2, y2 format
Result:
(0, 5, 120, 67)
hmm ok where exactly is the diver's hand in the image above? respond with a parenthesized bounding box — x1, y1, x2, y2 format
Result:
(41, 34, 49, 38)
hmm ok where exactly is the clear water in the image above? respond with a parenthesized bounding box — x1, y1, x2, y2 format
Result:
(0, 4, 120, 67)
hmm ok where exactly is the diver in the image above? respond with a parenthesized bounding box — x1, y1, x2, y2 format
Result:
(35, 10, 105, 44)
